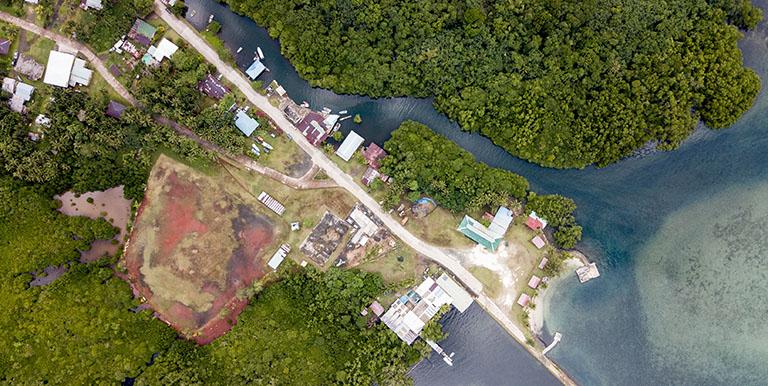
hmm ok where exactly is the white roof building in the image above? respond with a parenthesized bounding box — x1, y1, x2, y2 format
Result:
(335, 130, 364, 161)
(2, 77, 16, 94)
(43, 51, 75, 88)
(69, 59, 93, 86)
(436, 273, 473, 312)
(150, 38, 178, 62)
(82, 0, 103, 10)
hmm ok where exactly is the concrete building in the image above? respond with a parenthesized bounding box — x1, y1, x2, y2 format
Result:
(335, 130, 364, 161)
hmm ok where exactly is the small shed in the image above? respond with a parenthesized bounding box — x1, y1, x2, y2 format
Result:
(528, 275, 541, 289)
(361, 166, 380, 186)
(369, 301, 385, 317)
(538, 257, 549, 270)
(245, 59, 266, 79)
(517, 293, 531, 307)
(80, 0, 103, 10)
(0, 38, 10, 56)
(106, 101, 126, 119)
(526, 211, 548, 230)
(335, 130, 364, 161)
(234, 110, 259, 137)
(531, 235, 546, 249)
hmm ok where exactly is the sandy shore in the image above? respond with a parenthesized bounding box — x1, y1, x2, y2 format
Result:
(528, 257, 584, 335)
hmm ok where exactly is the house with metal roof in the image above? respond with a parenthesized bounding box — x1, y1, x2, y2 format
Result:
(150, 38, 178, 62)
(80, 0, 102, 10)
(526, 211, 548, 230)
(69, 58, 92, 86)
(198, 73, 229, 99)
(362, 142, 387, 169)
(128, 19, 157, 46)
(457, 206, 513, 251)
(234, 110, 259, 137)
(335, 130, 364, 161)
(43, 51, 75, 87)
(245, 59, 266, 79)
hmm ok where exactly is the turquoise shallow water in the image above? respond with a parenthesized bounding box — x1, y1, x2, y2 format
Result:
(183, 0, 768, 383)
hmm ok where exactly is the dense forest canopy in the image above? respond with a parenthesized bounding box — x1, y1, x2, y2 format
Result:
(222, 0, 762, 168)
(382, 121, 581, 247)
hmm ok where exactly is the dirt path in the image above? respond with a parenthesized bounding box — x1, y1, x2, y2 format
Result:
(0, 10, 140, 107)
(154, 116, 336, 190)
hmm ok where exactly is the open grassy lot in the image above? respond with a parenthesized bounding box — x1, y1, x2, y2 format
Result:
(404, 206, 475, 248)
(124, 154, 282, 344)
(256, 129, 312, 177)
(24, 35, 54, 64)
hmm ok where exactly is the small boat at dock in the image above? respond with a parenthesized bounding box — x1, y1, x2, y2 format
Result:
(236, 47, 243, 53)
(257, 47, 264, 59)
(300, 101, 309, 108)
(338, 110, 348, 114)
(339, 115, 352, 121)
(208, 14, 214, 23)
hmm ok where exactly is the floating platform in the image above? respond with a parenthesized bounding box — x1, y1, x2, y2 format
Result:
(576, 262, 600, 283)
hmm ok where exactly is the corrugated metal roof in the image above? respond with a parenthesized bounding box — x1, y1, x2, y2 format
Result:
(245, 60, 266, 79)
(234, 110, 259, 137)
(335, 130, 364, 161)
(43, 51, 75, 88)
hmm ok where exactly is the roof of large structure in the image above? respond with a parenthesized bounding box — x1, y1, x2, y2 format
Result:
(436, 273, 473, 312)
(457, 215, 502, 251)
(69, 58, 92, 86)
(43, 51, 75, 88)
(298, 111, 329, 145)
(0, 38, 10, 55)
(245, 59, 266, 79)
(234, 110, 259, 137)
(335, 130, 364, 161)
(151, 38, 178, 61)
(487, 206, 513, 237)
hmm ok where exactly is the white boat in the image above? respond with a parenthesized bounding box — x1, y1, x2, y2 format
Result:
(339, 115, 352, 121)
(261, 141, 273, 150)
(208, 14, 214, 23)
(257, 47, 264, 59)
(300, 101, 309, 108)
(236, 47, 243, 53)
(338, 110, 348, 114)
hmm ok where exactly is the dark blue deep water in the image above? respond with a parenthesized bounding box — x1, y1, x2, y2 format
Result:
(184, 1, 768, 384)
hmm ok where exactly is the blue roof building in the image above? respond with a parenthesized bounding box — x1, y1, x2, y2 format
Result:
(234, 110, 259, 137)
(245, 59, 266, 79)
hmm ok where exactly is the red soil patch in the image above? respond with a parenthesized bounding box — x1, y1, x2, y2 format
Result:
(123, 156, 278, 344)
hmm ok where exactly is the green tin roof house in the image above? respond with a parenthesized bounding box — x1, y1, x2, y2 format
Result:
(457, 206, 513, 251)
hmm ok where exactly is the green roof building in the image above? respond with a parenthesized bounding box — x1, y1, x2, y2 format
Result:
(457, 216, 502, 251)
(457, 207, 513, 251)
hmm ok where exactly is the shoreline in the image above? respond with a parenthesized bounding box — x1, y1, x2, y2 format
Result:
(528, 257, 584, 335)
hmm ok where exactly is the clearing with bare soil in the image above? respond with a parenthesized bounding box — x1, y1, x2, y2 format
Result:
(124, 155, 281, 344)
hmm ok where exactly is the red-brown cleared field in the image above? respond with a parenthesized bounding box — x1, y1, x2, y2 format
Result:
(124, 155, 279, 344)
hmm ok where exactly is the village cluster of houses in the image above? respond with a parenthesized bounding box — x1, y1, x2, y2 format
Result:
(380, 274, 472, 345)
(109, 18, 178, 70)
